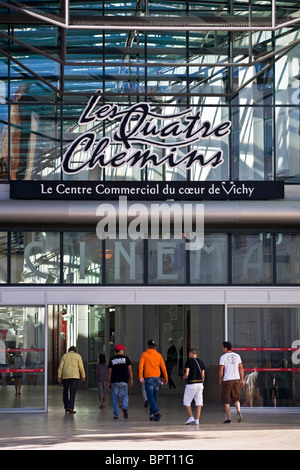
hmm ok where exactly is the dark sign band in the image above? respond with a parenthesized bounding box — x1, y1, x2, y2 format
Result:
(10, 180, 284, 201)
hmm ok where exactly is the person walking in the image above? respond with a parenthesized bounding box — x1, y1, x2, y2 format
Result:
(11, 349, 24, 396)
(183, 348, 205, 425)
(138, 339, 168, 421)
(166, 338, 177, 389)
(96, 353, 109, 409)
(108, 344, 133, 420)
(57, 346, 86, 414)
(219, 341, 244, 423)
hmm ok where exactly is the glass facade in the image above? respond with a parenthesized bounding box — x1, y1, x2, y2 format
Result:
(85, 304, 300, 407)
(0, 2, 300, 182)
(1, 230, 300, 285)
(228, 307, 300, 407)
(0, 306, 45, 411)
(0, 1, 300, 412)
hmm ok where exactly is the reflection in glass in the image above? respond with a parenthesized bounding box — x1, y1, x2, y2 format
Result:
(190, 233, 228, 284)
(106, 239, 144, 284)
(0, 103, 8, 180)
(0, 232, 7, 283)
(11, 232, 60, 284)
(63, 232, 102, 284)
(228, 307, 300, 407)
(0, 306, 45, 410)
(87, 305, 112, 389)
(276, 234, 300, 284)
(276, 107, 300, 182)
(148, 238, 186, 284)
(0, 8, 299, 183)
(232, 233, 273, 284)
(144, 305, 184, 393)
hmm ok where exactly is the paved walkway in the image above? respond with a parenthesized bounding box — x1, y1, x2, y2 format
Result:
(0, 386, 299, 450)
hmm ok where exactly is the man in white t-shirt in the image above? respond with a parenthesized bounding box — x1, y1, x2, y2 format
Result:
(219, 341, 244, 424)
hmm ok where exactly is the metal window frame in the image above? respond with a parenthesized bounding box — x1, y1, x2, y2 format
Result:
(0, 0, 299, 31)
(0, 0, 299, 99)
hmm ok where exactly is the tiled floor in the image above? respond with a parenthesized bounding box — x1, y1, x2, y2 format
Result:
(0, 385, 299, 450)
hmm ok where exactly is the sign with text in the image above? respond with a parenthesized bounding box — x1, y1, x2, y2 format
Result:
(61, 96, 231, 175)
(10, 180, 284, 200)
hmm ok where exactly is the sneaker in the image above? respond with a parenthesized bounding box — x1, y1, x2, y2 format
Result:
(237, 411, 242, 423)
(149, 415, 155, 421)
(194, 419, 199, 425)
(123, 409, 128, 419)
(113, 416, 118, 420)
(185, 417, 195, 425)
(154, 412, 161, 421)
(224, 419, 231, 424)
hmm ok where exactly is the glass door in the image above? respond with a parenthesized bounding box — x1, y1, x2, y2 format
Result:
(228, 307, 300, 407)
(144, 305, 186, 394)
(0, 306, 46, 411)
(87, 305, 115, 388)
(143, 304, 224, 400)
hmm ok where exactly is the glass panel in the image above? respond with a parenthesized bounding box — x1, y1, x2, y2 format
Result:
(190, 305, 224, 403)
(148, 238, 186, 284)
(275, 34, 300, 106)
(66, 29, 104, 62)
(228, 307, 300, 407)
(0, 306, 45, 411)
(275, 107, 300, 182)
(0, 36, 8, 104)
(11, 232, 60, 284)
(144, 305, 185, 395)
(88, 305, 106, 389)
(0, 104, 9, 180)
(143, 304, 224, 402)
(232, 233, 273, 284)
(10, 103, 61, 181)
(64, 65, 104, 95)
(189, 106, 230, 182)
(87, 304, 115, 389)
(63, 232, 102, 284)
(276, 233, 300, 284)
(10, 62, 59, 103)
(231, 105, 273, 181)
(190, 233, 228, 284)
(105, 239, 144, 284)
(0, 232, 7, 283)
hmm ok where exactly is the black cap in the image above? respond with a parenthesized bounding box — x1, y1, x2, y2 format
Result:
(148, 339, 156, 346)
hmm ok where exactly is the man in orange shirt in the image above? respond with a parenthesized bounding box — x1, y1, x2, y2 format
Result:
(139, 339, 168, 421)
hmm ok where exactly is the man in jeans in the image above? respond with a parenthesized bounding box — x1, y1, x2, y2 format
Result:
(108, 344, 133, 419)
(57, 346, 86, 414)
(139, 340, 168, 421)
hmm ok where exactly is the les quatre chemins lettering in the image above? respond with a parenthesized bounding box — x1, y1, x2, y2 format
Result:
(61, 92, 232, 174)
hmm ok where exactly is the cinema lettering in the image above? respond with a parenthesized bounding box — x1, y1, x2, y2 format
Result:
(61, 93, 232, 174)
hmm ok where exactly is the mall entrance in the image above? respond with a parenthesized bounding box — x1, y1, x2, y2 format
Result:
(51, 303, 300, 408)
(0, 293, 300, 412)
(52, 304, 225, 402)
